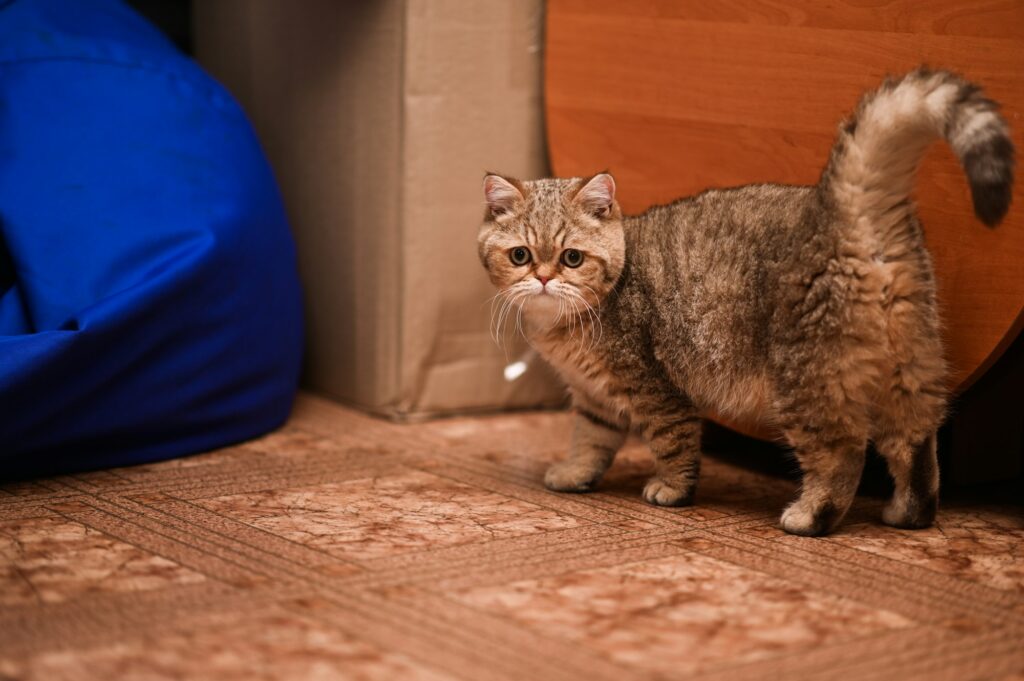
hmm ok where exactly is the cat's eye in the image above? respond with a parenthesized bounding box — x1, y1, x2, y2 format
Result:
(509, 247, 532, 266)
(561, 249, 584, 268)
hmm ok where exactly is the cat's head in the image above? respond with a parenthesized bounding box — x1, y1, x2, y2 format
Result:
(477, 172, 626, 328)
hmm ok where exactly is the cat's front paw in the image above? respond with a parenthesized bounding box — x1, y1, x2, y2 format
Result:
(642, 477, 694, 507)
(544, 460, 604, 493)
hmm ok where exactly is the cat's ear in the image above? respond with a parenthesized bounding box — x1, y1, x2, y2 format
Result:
(483, 174, 525, 218)
(573, 172, 616, 218)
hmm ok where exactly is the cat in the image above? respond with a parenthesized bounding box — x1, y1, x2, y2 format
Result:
(477, 68, 1014, 536)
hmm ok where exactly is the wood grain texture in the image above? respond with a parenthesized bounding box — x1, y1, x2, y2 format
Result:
(545, 0, 1024, 410)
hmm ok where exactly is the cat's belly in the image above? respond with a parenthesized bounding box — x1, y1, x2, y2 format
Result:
(534, 324, 777, 426)
(683, 371, 777, 425)
(558, 358, 776, 427)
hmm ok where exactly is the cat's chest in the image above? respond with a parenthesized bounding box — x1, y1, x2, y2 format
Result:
(533, 337, 632, 417)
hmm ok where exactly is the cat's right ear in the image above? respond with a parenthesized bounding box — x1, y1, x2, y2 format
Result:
(573, 172, 616, 219)
(483, 174, 525, 218)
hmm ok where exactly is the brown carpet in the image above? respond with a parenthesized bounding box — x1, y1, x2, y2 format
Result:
(2, 393, 1022, 680)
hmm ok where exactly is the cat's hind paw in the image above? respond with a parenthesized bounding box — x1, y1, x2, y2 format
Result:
(882, 494, 937, 529)
(780, 500, 843, 536)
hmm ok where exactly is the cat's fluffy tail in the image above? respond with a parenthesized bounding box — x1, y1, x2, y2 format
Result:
(821, 68, 1014, 229)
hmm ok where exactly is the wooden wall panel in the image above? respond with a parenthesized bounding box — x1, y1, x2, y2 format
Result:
(546, 0, 1024, 399)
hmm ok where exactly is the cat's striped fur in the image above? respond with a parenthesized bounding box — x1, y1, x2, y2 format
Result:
(477, 69, 1013, 535)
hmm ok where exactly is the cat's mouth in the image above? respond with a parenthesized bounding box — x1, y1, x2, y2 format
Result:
(536, 278, 563, 296)
(527, 290, 559, 305)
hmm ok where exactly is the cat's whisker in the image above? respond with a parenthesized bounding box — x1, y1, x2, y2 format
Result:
(483, 288, 506, 312)
(493, 291, 516, 348)
(565, 287, 602, 353)
(577, 298, 595, 354)
(567, 294, 581, 343)
(495, 286, 529, 341)
(557, 290, 572, 338)
(582, 295, 603, 349)
(494, 285, 529, 348)
(553, 291, 566, 333)
(505, 291, 530, 343)
(587, 304, 604, 352)
(560, 291, 580, 343)
(489, 296, 505, 346)
(568, 291, 581, 340)
(489, 289, 513, 346)
(576, 287, 603, 340)
(577, 283, 605, 317)
(501, 285, 533, 345)
(574, 297, 586, 342)
(513, 291, 530, 340)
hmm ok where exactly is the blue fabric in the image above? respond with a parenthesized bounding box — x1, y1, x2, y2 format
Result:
(0, 0, 304, 476)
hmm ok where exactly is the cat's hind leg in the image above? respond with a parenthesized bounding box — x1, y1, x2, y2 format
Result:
(780, 429, 867, 536)
(777, 379, 870, 534)
(871, 256, 946, 529)
(775, 284, 883, 535)
(875, 431, 939, 529)
(871, 332, 945, 528)
(544, 408, 626, 492)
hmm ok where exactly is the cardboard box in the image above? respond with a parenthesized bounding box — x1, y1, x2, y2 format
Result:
(194, 0, 564, 418)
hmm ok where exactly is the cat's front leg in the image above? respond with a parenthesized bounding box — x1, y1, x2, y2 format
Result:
(637, 401, 702, 507)
(544, 407, 627, 493)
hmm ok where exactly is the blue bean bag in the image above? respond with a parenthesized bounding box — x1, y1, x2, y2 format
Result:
(0, 0, 304, 476)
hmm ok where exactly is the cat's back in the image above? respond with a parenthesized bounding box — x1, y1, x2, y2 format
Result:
(620, 183, 834, 419)
(627, 183, 829, 309)
(653, 183, 821, 247)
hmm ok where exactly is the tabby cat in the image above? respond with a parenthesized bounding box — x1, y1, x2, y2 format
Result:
(477, 69, 1013, 535)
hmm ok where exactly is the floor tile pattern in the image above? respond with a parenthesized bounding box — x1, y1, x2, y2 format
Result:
(1, 394, 1021, 680)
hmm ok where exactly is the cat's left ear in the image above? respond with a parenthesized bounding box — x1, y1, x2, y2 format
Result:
(573, 172, 617, 218)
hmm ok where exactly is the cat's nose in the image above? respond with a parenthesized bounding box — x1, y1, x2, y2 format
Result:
(537, 275, 550, 286)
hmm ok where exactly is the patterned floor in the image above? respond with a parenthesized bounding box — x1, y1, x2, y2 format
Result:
(2, 393, 1022, 680)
